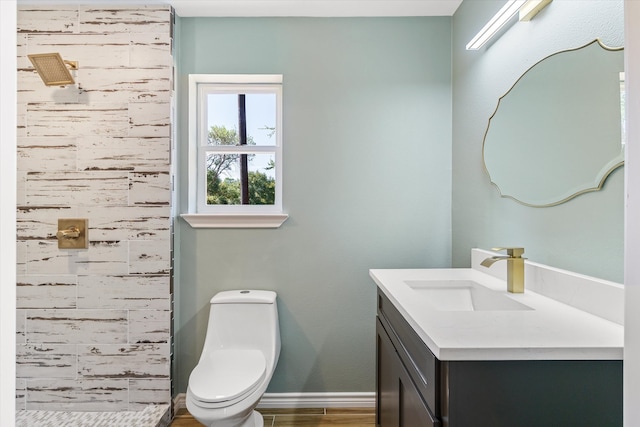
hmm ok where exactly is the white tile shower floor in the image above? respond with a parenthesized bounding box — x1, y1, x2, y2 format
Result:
(16, 404, 170, 427)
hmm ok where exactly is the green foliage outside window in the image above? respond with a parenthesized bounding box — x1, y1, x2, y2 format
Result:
(206, 125, 275, 205)
(207, 170, 275, 205)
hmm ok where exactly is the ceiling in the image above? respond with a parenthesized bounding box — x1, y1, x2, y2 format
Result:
(17, 0, 464, 17)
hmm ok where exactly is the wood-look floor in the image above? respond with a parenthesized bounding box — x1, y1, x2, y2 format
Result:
(170, 407, 376, 427)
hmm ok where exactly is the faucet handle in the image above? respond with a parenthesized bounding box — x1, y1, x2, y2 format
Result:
(491, 247, 525, 258)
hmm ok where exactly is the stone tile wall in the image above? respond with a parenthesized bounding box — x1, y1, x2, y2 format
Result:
(16, 5, 173, 411)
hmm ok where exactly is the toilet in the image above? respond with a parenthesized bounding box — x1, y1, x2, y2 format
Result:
(186, 290, 281, 427)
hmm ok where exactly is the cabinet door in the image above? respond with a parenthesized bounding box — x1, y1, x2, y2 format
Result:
(397, 357, 439, 427)
(377, 318, 399, 427)
(377, 318, 439, 427)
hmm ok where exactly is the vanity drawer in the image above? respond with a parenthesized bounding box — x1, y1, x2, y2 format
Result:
(378, 290, 439, 416)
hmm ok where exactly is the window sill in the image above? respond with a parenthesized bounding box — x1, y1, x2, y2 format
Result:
(180, 213, 289, 229)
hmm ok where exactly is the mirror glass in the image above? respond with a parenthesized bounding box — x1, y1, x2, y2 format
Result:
(483, 40, 625, 207)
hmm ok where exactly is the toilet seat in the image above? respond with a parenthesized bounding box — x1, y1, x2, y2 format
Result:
(189, 349, 266, 408)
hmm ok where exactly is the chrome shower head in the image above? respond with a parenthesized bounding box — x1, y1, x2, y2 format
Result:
(27, 52, 77, 87)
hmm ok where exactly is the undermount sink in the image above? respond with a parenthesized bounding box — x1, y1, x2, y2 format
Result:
(404, 280, 533, 312)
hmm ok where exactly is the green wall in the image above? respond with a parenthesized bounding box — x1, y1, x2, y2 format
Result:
(451, 1, 624, 283)
(174, 17, 452, 393)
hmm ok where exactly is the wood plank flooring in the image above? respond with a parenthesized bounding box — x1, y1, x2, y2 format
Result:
(170, 407, 376, 426)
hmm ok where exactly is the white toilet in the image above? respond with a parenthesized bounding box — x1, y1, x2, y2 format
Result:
(186, 290, 281, 427)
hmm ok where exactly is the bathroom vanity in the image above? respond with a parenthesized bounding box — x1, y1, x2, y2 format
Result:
(372, 249, 624, 427)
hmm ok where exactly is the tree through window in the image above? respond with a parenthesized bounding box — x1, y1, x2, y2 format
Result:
(193, 75, 283, 214)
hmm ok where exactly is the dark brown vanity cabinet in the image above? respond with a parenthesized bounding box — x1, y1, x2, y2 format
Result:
(377, 291, 440, 427)
(377, 319, 439, 427)
(376, 290, 623, 427)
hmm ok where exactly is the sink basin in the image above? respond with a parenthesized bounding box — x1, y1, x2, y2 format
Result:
(404, 280, 533, 312)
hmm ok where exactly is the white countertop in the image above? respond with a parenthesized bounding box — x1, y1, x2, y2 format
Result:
(370, 267, 624, 361)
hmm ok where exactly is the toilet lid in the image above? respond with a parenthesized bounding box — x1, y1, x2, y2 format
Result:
(189, 349, 267, 404)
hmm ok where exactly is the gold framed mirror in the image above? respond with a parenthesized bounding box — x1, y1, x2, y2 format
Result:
(482, 39, 624, 207)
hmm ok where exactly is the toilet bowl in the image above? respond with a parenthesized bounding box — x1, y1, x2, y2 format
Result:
(186, 290, 281, 427)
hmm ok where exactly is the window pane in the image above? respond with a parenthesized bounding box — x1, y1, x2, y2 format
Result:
(206, 152, 276, 205)
(207, 94, 237, 146)
(207, 93, 276, 147)
(246, 93, 277, 146)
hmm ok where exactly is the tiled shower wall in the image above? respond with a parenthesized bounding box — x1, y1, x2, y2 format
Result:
(16, 5, 173, 411)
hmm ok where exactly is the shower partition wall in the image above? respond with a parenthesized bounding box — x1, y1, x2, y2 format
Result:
(16, 4, 173, 418)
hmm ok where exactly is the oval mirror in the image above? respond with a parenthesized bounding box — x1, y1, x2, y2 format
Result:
(483, 40, 624, 207)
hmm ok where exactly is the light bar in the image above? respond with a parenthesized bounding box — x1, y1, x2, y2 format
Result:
(466, 0, 525, 50)
(519, 0, 553, 21)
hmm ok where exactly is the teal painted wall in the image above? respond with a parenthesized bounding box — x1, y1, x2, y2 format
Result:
(174, 17, 452, 393)
(451, 1, 624, 283)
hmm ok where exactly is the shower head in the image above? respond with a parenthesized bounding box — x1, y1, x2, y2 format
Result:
(27, 52, 78, 87)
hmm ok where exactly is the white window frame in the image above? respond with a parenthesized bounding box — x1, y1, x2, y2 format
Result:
(181, 74, 288, 228)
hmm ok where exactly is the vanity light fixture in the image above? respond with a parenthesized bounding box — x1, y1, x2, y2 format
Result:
(27, 52, 78, 87)
(466, 0, 553, 51)
(519, 0, 553, 21)
(466, 0, 525, 50)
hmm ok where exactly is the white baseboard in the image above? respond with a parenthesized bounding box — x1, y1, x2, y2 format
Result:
(173, 392, 375, 411)
(258, 392, 375, 408)
(173, 394, 186, 414)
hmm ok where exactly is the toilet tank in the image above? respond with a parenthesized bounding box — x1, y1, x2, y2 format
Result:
(203, 290, 280, 360)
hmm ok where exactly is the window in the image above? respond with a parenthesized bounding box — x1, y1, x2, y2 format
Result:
(182, 75, 287, 228)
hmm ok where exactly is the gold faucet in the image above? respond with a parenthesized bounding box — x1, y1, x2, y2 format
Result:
(480, 247, 525, 293)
